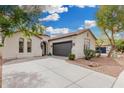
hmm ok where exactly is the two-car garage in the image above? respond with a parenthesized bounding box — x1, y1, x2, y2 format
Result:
(53, 41, 72, 57)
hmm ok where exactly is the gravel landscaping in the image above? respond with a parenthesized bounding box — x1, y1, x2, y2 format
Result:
(114, 56, 124, 66)
(67, 57, 124, 77)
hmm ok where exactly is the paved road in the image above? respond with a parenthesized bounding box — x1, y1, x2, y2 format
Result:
(2, 57, 116, 88)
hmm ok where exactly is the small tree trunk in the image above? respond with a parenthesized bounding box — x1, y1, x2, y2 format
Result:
(2, 36, 5, 46)
(108, 48, 113, 57)
(107, 45, 115, 57)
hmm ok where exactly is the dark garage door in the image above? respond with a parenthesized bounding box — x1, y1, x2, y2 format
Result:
(53, 41, 72, 56)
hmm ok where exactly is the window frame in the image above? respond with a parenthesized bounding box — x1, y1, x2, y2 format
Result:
(27, 39, 32, 53)
(84, 38, 90, 49)
(19, 38, 24, 53)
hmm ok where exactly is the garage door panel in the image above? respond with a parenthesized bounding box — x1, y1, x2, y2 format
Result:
(53, 41, 72, 56)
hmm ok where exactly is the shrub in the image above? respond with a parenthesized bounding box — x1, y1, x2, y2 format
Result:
(115, 40, 124, 53)
(48, 53, 52, 56)
(84, 49, 96, 60)
(68, 53, 75, 60)
(0, 43, 3, 47)
(95, 50, 101, 57)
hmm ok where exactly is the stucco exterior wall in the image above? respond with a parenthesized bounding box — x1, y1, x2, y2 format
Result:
(74, 33, 85, 58)
(2, 32, 42, 60)
(71, 31, 96, 58)
(87, 31, 96, 50)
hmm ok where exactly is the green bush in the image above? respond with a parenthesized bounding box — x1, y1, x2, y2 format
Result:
(95, 50, 101, 57)
(84, 49, 96, 60)
(0, 43, 3, 47)
(115, 40, 124, 53)
(68, 53, 75, 60)
(48, 53, 52, 56)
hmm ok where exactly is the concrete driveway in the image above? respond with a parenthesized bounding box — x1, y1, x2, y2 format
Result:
(2, 57, 116, 88)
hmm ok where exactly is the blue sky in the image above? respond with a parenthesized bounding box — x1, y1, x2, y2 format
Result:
(39, 5, 102, 37)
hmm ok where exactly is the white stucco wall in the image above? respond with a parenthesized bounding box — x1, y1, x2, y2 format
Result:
(2, 32, 42, 60)
(74, 33, 85, 58)
(71, 31, 96, 58)
(86, 31, 96, 50)
(49, 31, 96, 59)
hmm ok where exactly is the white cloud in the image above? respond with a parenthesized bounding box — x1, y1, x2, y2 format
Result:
(78, 27, 83, 30)
(39, 13, 60, 21)
(39, 5, 68, 22)
(46, 26, 69, 35)
(87, 5, 96, 8)
(43, 5, 68, 14)
(84, 20, 96, 28)
(75, 5, 85, 8)
(70, 5, 96, 8)
(78, 25, 84, 30)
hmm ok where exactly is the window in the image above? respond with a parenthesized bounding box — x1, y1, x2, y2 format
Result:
(87, 32, 89, 37)
(19, 38, 24, 53)
(27, 39, 32, 53)
(84, 39, 90, 49)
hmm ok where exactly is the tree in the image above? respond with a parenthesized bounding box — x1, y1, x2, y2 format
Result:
(96, 5, 124, 57)
(96, 39, 104, 48)
(0, 5, 45, 45)
(115, 39, 124, 53)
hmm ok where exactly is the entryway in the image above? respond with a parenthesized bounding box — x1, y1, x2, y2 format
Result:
(41, 41, 47, 56)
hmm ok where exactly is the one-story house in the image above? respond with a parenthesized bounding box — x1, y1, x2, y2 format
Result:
(0, 29, 96, 60)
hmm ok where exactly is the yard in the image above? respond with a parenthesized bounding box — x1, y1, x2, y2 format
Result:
(67, 56, 124, 77)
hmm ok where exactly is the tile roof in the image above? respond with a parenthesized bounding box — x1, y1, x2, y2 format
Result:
(49, 29, 96, 41)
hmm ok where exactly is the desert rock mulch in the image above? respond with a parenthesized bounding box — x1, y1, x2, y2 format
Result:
(67, 57, 124, 77)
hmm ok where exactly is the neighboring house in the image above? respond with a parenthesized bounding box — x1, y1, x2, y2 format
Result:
(96, 45, 111, 54)
(96, 39, 111, 54)
(0, 29, 96, 60)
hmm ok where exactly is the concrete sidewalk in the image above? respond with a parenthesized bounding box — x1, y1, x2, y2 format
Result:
(2, 57, 116, 88)
(113, 71, 124, 88)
